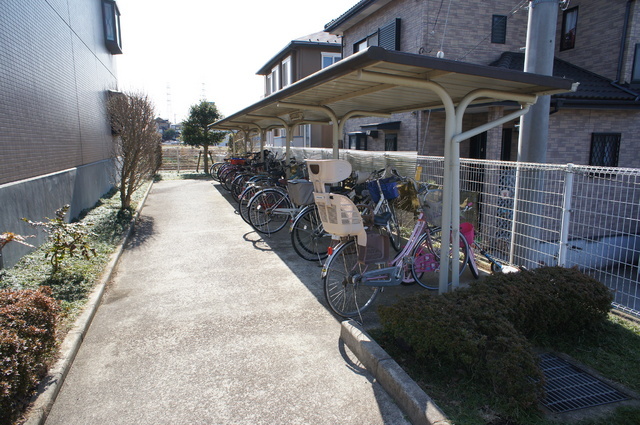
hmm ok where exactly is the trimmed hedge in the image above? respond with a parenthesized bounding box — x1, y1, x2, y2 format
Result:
(377, 266, 613, 411)
(0, 287, 58, 425)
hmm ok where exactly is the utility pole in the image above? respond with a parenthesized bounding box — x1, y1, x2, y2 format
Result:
(517, 0, 559, 163)
(511, 0, 561, 268)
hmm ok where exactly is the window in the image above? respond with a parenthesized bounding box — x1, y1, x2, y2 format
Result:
(353, 18, 400, 53)
(270, 65, 280, 94)
(590, 133, 620, 167)
(102, 0, 122, 54)
(385, 134, 398, 151)
(348, 133, 367, 150)
(265, 73, 273, 96)
(560, 6, 578, 51)
(631, 44, 640, 84)
(321, 52, 341, 68)
(282, 56, 292, 87)
(354, 34, 377, 53)
(491, 15, 507, 44)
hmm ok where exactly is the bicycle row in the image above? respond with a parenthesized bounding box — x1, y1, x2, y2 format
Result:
(212, 155, 513, 320)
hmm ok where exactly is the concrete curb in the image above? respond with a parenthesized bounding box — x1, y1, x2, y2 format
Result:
(340, 320, 452, 425)
(24, 181, 154, 425)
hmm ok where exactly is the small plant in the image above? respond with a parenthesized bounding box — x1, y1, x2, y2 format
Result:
(23, 206, 96, 274)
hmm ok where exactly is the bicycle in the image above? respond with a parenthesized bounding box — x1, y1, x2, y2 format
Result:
(359, 169, 403, 252)
(461, 221, 522, 277)
(246, 171, 315, 236)
(306, 159, 469, 318)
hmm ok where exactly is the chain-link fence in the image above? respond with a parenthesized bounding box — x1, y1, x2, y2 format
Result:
(273, 147, 640, 317)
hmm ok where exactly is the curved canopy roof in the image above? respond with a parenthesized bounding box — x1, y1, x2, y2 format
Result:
(211, 46, 577, 134)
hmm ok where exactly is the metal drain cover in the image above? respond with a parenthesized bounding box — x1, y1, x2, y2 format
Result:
(539, 353, 629, 413)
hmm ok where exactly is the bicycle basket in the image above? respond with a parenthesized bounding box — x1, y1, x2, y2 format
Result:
(287, 180, 314, 206)
(368, 178, 400, 203)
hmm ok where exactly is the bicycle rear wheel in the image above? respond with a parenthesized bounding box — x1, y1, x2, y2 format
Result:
(248, 188, 292, 235)
(323, 239, 380, 318)
(290, 206, 331, 261)
(410, 228, 469, 290)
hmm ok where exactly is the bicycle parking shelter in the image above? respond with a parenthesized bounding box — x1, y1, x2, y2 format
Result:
(210, 46, 577, 293)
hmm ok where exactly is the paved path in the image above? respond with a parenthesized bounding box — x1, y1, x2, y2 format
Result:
(44, 179, 412, 425)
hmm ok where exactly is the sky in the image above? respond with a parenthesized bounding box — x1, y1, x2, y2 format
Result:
(116, 0, 353, 123)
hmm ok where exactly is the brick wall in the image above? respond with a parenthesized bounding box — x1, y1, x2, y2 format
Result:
(555, 0, 629, 81)
(548, 109, 640, 168)
(329, 0, 640, 164)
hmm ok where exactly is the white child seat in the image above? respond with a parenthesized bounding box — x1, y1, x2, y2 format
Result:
(306, 159, 367, 246)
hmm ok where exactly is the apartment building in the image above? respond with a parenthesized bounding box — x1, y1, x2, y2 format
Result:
(324, 0, 640, 168)
(0, 0, 122, 267)
(256, 31, 341, 149)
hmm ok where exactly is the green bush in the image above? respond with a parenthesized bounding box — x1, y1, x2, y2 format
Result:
(377, 266, 613, 412)
(0, 287, 59, 425)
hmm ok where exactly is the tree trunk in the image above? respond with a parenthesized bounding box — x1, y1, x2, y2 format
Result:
(203, 143, 210, 174)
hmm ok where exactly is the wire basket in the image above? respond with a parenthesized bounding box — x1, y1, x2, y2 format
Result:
(368, 178, 400, 203)
(287, 180, 314, 206)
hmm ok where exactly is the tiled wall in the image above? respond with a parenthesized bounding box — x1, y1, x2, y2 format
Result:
(0, 0, 118, 267)
(0, 0, 117, 186)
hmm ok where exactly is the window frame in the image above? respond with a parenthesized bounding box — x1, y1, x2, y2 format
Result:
(321, 52, 341, 69)
(491, 15, 507, 44)
(270, 65, 280, 94)
(348, 133, 367, 150)
(589, 132, 621, 167)
(384, 133, 398, 151)
(281, 56, 292, 87)
(102, 0, 122, 55)
(560, 6, 578, 51)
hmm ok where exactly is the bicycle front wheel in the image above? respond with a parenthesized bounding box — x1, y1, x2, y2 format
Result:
(410, 228, 469, 290)
(238, 185, 262, 224)
(290, 206, 331, 261)
(323, 240, 380, 318)
(248, 189, 292, 235)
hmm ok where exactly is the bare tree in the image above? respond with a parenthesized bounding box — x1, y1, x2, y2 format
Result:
(107, 91, 161, 210)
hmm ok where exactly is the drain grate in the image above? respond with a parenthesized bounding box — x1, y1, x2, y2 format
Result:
(539, 353, 629, 413)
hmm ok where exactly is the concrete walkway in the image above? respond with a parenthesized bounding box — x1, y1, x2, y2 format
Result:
(43, 179, 414, 425)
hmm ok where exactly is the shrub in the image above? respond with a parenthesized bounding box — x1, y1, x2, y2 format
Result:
(0, 287, 59, 424)
(377, 266, 612, 412)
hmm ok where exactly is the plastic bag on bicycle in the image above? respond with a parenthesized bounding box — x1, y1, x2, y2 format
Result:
(368, 177, 400, 203)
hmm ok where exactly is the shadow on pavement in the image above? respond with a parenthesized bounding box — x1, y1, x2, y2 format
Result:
(211, 181, 436, 331)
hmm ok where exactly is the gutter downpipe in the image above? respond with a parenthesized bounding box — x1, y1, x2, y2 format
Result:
(357, 70, 456, 294)
(616, 0, 634, 83)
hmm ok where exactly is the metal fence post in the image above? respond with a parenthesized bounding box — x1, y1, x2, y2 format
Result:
(557, 163, 574, 267)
